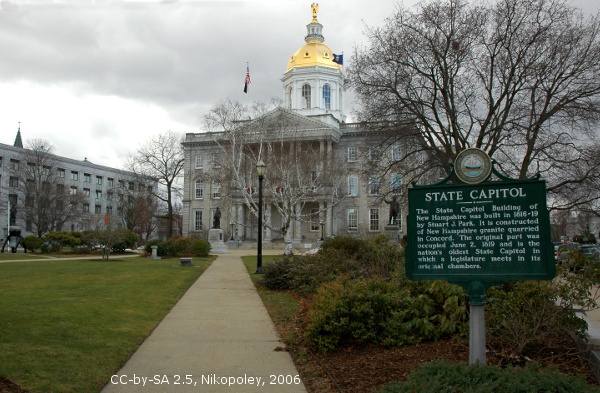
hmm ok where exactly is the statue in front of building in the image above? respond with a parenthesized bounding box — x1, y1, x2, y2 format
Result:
(213, 207, 222, 229)
(386, 196, 401, 226)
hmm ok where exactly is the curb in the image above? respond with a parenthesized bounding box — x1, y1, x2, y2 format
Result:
(573, 312, 600, 384)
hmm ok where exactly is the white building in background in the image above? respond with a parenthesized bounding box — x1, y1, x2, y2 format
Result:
(182, 6, 409, 246)
(0, 129, 151, 243)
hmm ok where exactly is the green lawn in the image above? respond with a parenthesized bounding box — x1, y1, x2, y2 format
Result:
(0, 256, 213, 392)
(0, 252, 54, 260)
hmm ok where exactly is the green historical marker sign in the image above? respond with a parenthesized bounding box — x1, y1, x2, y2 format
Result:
(407, 149, 555, 365)
(406, 178, 555, 284)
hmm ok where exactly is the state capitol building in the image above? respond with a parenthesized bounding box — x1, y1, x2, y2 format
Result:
(182, 5, 408, 247)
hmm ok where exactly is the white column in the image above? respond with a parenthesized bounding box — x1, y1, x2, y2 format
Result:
(326, 201, 333, 237)
(327, 140, 333, 171)
(294, 202, 302, 243)
(237, 204, 244, 240)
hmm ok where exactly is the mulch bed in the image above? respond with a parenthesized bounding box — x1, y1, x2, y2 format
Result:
(284, 296, 599, 393)
(0, 376, 28, 393)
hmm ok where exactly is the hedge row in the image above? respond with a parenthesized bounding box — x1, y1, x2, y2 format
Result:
(144, 237, 211, 257)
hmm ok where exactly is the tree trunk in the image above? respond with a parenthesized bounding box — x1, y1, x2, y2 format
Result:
(284, 227, 294, 256)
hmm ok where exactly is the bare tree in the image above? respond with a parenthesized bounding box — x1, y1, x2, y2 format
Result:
(114, 177, 159, 241)
(11, 139, 85, 237)
(128, 131, 185, 239)
(348, 0, 600, 210)
(205, 101, 348, 255)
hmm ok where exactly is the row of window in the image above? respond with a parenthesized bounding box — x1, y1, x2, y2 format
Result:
(348, 174, 402, 196)
(347, 145, 402, 163)
(298, 83, 333, 110)
(194, 180, 220, 199)
(0, 158, 144, 190)
(192, 174, 401, 200)
(347, 207, 402, 232)
(194, 154, 221, 170)
(191, 208, 402, 234)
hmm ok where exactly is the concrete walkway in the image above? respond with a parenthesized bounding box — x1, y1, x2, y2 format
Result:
(101, 249, 307, 393)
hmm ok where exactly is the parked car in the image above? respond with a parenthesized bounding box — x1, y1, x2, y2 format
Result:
(580, 244, 600, 259)
(556, 242, 580, 264)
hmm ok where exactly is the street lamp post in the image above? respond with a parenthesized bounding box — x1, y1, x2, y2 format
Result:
(255, 160, 266, 274)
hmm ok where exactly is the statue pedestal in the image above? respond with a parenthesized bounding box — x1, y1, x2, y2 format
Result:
(384, 224, 401, 242)
(208, 228, 228, 254)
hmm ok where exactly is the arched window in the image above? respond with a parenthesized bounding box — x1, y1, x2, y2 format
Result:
(302, 84, 311, 109)
(323, 84, 331, 110)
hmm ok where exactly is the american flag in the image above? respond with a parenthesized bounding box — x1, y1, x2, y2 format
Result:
(243, 64, 251, 93)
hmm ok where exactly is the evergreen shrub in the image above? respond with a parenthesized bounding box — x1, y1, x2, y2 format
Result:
(376, 360, 600, 393)
(23, 235, 43, 252)
(191, 239, 211, 257)
(306, 276, 467, 352)
(262, 236, 403, 293)
(144, 239, 166, 256)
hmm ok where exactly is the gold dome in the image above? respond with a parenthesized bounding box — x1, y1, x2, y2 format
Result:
(286, 42, 342, 73)
(285, 4, 342, 73)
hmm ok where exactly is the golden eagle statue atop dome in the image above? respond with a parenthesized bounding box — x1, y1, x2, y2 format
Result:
(311, 3, 319, 23)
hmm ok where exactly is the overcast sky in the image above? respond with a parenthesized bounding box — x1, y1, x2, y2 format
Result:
(1, 0, 598, 168)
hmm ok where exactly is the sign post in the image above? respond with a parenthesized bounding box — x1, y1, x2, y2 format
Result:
(407, 149, 555, 364)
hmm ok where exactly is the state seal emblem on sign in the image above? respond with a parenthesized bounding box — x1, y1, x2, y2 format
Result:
(454, 148, 492, 184)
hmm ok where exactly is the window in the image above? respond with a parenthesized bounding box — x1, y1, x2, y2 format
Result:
(212, 154, 220, 168)
(302, 84, 311, 109)
(95, 205, 102, 214)
(58, 168, 65, 178)
(310, 208, 320, 232)
(27, 162, 36, 174)
(347, 147, 358, 162)
(147, 185, 153, 193)
(106, 205, 113, 215)
(84, 173, 91, 183)
(0, 157, 2, 167)
(392, 144, 401, 161)
(369, 176, 380, 195)
(9, 177, 18, 188)
(96, 190, 102, 199)
(70, 186, 77, 195)
(195, 180, 203, 199)
(195, 155, 203, 169)
(323, 84, 331, 110)
(369, 208, 380, 231)
(128, 182, 134, 191)
(212, 182, 221, 199)
(107, 192, 113, 202)
(107, 178, 114, 187)
(10, 159, 19, 170)
(348, 174, 358, 196)
(82, 203, 90, 213)
(194, 211, 203, 231)
(71, 171, 79, 181)
(368, 147, 382, 161)
(391, 173, 402, 195)
(347, 208, 358, 231)
(96, 176, 102, 185)
(118, 180, 124, 189)
(83, 188, 90, 197)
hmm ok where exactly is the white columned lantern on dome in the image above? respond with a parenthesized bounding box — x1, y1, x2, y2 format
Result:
(281, 3, 346, 125)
